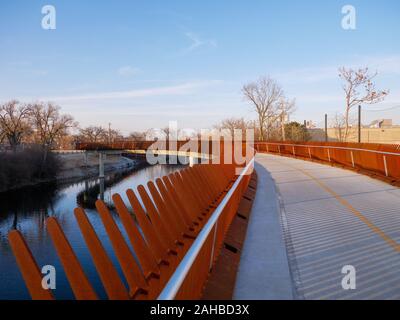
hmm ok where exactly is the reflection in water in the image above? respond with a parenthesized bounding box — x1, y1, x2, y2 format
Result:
(100, 178, 105, 201)
(0, 182, 59, 231)
(0, 164, 184, 300)
(76, 169, 145, 209)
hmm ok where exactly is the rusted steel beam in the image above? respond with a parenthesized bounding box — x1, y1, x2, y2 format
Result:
(74, 208, 130, 300)
(8, 230, 54, 300)
(46, 217, 98, 300)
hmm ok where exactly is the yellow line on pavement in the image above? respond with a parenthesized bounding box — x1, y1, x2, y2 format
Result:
(296, 166, 400, 253)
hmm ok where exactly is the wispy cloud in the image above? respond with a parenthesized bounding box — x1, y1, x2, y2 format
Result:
(357, 55, 400, 75)
(181, 32, 217, 55)
(276, 66, 338, 84)
(117, 66, 140, 77)
(275, 55, 400, 85)
(6, 61, 48, 77)
(39, 80, 222, 102)
(31, 70, 49, 76)
(294, 93, 343, 104)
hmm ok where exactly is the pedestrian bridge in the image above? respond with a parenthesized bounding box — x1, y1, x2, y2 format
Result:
(7, 141, 400, 300)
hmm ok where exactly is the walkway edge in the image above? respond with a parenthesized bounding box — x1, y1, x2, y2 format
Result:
(233, 156, 294, 300)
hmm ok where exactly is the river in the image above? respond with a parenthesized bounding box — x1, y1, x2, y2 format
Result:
(0, 164, 184, 300)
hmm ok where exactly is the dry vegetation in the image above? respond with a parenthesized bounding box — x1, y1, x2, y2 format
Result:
(0, 146, 60, 192)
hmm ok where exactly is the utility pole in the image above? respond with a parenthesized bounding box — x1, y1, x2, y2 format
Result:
(358, 105, 362, 143)
(108, 122, 111, 144)
(325, 114, 328, 142)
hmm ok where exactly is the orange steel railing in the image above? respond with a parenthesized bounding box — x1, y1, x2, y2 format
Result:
(7, 150, 255, 300)
(158, 158, 254, 300)
(255, 141, 400, 181)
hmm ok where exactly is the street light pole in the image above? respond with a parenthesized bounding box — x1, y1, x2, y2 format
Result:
(358, 105, 362, 143)
(325, 114, 328, 142)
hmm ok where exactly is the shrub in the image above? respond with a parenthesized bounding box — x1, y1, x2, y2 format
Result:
(0, 146, 61, 192)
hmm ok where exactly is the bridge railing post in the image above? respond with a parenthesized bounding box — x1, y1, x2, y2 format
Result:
(383, 155, 389, 177)
(209, 221, 218, 271)
(84, 151, 89, 167)
(99, 152, 105, 178)
(350, 151, 355, 168)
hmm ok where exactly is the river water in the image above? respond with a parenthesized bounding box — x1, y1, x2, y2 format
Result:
(0, 164, 184, 300)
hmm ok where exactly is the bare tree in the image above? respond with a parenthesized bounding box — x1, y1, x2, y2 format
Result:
(0, 127, 6, 144)
(177, 129, 196, 140)
(142, 128, 158, 141)
(79, 126, 108, 142)
(161, 126, 181, 141)
(128, 131, 146, 141)
(243, 77, 284, 141)
(332, 113, 347, 142)
(0, 100, 32, 151)
(161, 127, 171, 141)
(57, 134, 76, 150)
(246, 120, 262, 141)
(276, 98, 296, 141)
(214, 117, 249, 140)
(29, 102, 76, 149)
(108, 128, 122, 142)
(339, 67, 389, 140)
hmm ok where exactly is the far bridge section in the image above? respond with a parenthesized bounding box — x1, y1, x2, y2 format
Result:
(74, 140, 253, 178)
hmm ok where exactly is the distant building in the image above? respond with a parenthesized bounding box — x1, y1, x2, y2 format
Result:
(305, 120, 317, 129)
(368, 119, 393, 129)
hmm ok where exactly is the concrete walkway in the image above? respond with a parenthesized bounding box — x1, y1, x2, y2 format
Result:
(234, 153, 400, 300)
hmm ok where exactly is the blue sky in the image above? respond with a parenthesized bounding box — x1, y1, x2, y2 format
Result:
(1, 0, 399, 134)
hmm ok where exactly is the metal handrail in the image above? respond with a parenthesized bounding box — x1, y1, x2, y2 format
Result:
(157, 157, 255, 300)
(257, 142, 400, 157)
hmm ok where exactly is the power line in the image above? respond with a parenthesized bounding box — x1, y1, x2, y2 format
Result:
(364, 105, 400, 112)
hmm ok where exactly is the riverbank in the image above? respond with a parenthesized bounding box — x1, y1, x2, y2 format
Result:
(0, 152, 144, 193)
(56, 153, 138, 183)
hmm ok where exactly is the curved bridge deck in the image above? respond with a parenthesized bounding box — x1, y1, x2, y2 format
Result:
(235, 153, 400, 300)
